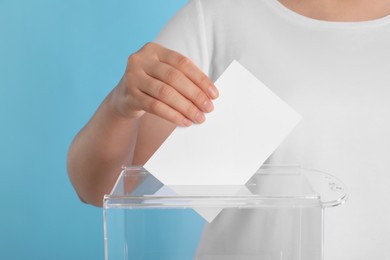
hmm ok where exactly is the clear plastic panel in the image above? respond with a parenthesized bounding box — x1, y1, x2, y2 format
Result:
(104, 165, 347, 260)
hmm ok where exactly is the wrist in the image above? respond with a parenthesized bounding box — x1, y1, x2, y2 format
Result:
(107, 83, 145, 121)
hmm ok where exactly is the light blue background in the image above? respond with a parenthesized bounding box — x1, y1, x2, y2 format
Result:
(0, 1, 187, 259)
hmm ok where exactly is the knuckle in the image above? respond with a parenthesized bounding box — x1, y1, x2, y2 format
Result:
(184, 103, 198, 118)
(165, 68, 180, 83)
(176, 55, 191, 68)
(199, 75, 210, 87)
(148, 99, 161, 114)
(127, 53, 140, 65)
(173, 113, 184, 124)
(194, 90, 205, 102)
(142, 42, 155, 51)
(156, 84, 173, 100)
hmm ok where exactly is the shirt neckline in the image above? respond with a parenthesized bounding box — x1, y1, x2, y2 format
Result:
(266, 0, 390, 29)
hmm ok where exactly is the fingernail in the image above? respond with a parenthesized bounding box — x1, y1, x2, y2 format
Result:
(203, 100, 214, 113)
(182, 118, 192, 127)
(195, 112, 205, 123)
(208, 86, 219, 99)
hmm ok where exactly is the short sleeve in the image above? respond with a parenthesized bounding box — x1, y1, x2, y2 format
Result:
(154, 0, 210, 76)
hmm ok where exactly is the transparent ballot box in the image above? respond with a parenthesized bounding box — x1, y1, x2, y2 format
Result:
(104, 165, 347, 260)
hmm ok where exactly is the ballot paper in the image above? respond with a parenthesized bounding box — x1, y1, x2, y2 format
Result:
(144, 60, 302, 221)
(154, 184, 252, 223)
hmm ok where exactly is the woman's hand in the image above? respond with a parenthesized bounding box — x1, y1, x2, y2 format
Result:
(111, 42, 219, 126)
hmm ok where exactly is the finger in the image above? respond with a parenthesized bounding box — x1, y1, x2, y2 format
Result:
(139, 74, 206, 124)
(156, 46, 219, 99)
(137, 91, 193, 127)
(145, 60, 214, 114)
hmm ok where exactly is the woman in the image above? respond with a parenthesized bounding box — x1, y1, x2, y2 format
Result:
(68, 0, 390, 258)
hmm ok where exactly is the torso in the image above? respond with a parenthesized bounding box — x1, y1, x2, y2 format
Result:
(155, 0, 390, 258)
(199, 1, 390, 258)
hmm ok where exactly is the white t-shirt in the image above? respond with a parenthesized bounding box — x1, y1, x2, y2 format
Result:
(155, 0, 390, 259)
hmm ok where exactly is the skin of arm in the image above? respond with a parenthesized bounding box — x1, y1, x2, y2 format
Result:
(67, 91, 176, 206)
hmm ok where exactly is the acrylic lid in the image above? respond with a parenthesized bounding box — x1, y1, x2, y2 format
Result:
(104, 164, 347, 209)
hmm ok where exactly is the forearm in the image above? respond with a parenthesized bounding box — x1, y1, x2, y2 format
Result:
(67, 90, 140, 207)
